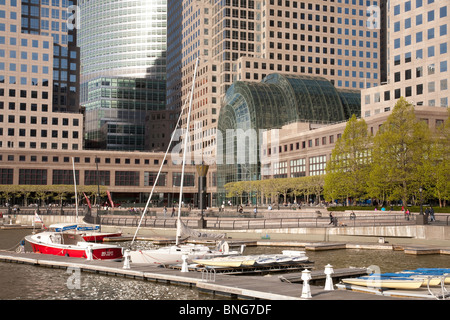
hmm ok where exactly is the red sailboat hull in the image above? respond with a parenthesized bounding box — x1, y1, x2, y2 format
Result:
(25, 234, 123, 260)
(81, 232, 122, 243)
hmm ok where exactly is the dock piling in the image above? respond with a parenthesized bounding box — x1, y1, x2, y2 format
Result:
(324, 264, 335, 290)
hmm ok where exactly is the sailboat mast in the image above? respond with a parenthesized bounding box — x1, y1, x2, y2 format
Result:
(72, 157, 78, 222)
(176, 57, 199, 245)
(130, 99, 187, 246)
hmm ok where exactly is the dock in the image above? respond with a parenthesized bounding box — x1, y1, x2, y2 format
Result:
(279, 267, 369, 284)
(0, 250, 419, 300)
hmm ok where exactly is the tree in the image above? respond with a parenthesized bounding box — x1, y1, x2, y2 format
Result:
(367, 97, 431, 207)
(426, 112, 450, 207)
(324, 114, 372, 205)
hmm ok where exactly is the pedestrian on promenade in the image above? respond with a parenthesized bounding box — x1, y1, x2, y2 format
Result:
(405, 209, 410, 221)
(329, 212, 334, 225)
(430, 206, 435, 222)
(163, 206, 167, 217)
(171, 206, 175, 217)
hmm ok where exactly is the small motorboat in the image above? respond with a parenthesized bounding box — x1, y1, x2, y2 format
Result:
(194, 255, 257, 268)
(48, 223, 122, 243)
(380, 272, 442, 286)
(25, 231, 123, 260)
(341, 276, 424, 290)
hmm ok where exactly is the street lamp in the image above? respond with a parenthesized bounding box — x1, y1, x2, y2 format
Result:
(419, 187, 423, 215)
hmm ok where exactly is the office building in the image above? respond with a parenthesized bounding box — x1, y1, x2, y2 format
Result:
(20, 0, 80, 113)
(0, 0, 84, 153)
(361, 0, 449, 117)
(173, 0, 383, 162)
(78, 0, 168, 151)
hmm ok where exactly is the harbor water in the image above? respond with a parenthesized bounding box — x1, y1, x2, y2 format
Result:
(1, 229, 449, 300)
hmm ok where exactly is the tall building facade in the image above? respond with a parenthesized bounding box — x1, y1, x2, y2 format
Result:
(78, 0, 168, 151)
(361, 0, 449, 117)
(20, 0, 80, 113)
(173, 0, 383, 162)
(0, 0, 83, 153)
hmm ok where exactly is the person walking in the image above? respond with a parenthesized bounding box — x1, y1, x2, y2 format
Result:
(430, 206, 435, 222)
(329, 212, 334, 225)
(163, 206, 167, 217)
(171, 206, 175, 217)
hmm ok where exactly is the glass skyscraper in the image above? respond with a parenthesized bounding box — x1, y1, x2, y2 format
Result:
(78, 0, 167, 150)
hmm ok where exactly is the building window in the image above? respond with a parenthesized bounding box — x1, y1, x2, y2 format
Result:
(0, 169, 13, 184)
(290, 159, 306, 177)
(172, 172, 195, 187)
(85, 170, 110, 186)
(115, 171, 139, 186)
(309, 155, 327, 176)
(52, 170, 79, 185)
(19, 169, 47, 185)
(273, 161, 287, 178)
(144, 172, 167, 187)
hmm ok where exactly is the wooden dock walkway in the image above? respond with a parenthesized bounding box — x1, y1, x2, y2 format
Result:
(0, 250, 406, 300)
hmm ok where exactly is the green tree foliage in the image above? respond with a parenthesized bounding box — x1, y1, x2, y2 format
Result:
(324, 114, 372, 205)
(367, 97, 432, 206)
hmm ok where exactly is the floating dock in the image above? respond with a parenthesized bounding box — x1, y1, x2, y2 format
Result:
(0, 250, 425, 300)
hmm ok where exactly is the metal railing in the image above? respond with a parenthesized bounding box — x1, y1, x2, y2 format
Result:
(94, 213, 421, 230)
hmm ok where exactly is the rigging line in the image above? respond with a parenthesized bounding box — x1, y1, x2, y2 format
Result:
(176, 56, 199, 246)
(130, 79, 194, 248)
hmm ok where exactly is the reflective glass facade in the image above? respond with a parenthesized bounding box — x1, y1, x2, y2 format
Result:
(216, 73, 360, 202)
(78, 0, 167, 150)
(83, 77, 166, 150)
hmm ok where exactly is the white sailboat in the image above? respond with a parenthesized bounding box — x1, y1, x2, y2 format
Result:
(129, 58, 241, 265)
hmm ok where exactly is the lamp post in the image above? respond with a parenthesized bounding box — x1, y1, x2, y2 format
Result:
(196, 164, 209, 229)
(416, 186, 427, 225)
(419, 187, 423, 215)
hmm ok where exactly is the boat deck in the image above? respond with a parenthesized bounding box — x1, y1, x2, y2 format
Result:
(0, 250, 436, 300)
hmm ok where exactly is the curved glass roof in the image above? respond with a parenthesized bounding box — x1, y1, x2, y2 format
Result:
(216, 73, 361, 202)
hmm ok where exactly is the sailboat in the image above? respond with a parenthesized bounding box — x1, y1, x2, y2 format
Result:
(128, 57, 241, 265)
(25, 158, 123, 260)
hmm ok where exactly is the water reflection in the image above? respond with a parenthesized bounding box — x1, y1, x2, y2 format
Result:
(1, 229, 449, 300)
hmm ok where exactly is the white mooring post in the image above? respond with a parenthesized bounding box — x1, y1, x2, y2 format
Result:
(301, 269, 312, 299)
(324, 264, 335, 291)
(85, 245, 93, 261)
(181, 254, 189, 273)
(123, 249, 131, 269)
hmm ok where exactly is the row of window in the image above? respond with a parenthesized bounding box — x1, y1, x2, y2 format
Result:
(0, 127, 79, 139)
(394, 0, 442, 16)
(1, 141, 79, 150)
(365, 79, 448, 106)
(0, 88, 49, 99)
(393, 25, 448, 49)
(393, 7, 447, 32)
(1, 154, 166, 166)
(0, 168, 196, 187)
(266, 155, 328, 178)
(264, 134, 342, 157)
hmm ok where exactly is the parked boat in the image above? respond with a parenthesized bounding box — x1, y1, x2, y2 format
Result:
(398, 268, 450, 284)
(25, 231, 123, 260)
(379, 272, 442, 286)
(341, 276, 424, 290)
(48, 223, 122, 243)
(193, 255, 257, 268)
(129, 242, 242, 265)
(193, 251, 309, 268)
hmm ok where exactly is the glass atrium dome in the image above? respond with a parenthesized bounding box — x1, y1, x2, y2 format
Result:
(216, 73, 361, 203)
